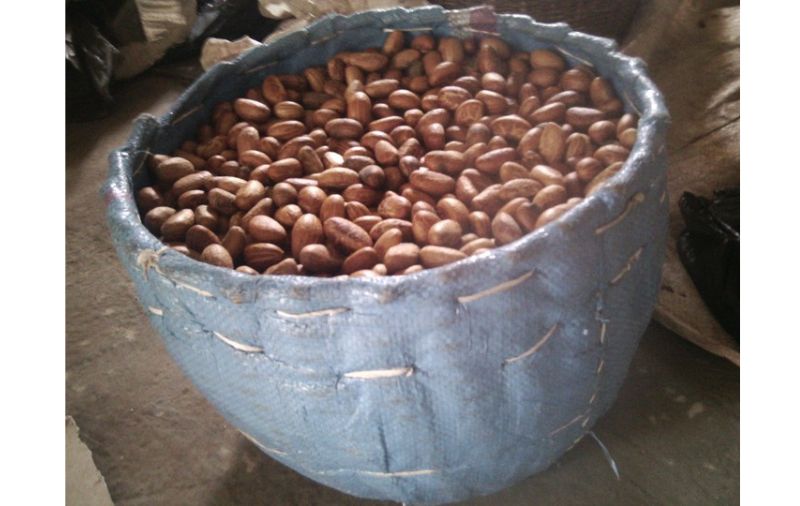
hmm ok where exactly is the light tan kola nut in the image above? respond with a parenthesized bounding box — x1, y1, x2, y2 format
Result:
(139, 34, 637, 277)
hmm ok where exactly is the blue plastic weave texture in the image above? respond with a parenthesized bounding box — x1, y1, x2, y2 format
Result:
(104, 6, 669, 505)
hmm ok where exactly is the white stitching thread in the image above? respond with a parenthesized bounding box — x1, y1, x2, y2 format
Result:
(595, 192, 645, 235)
(457, 270, 534, 304)
(503, 323, 559, 365)
(213, 331, 264, 353)
(276, 307, 350, 319)
(549, 411, 589, 437)
(610, 247, 643, 285)
(343, 367, 413, 380)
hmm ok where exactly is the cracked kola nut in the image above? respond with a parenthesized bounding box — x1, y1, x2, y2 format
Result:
(140, 32, 637, 277)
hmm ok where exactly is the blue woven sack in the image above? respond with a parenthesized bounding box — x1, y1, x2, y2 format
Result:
(104, 6, 669, 504)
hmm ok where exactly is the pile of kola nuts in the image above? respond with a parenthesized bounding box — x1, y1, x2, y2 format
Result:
(137, 32, 638, 278)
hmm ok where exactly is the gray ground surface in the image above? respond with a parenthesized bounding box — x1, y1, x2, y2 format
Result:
(66, 70, 739, 505)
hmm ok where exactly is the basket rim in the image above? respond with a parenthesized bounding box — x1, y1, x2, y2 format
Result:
(104, 4, 670, 293)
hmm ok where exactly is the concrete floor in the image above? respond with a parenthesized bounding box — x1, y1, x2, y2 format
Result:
(66, 70, 739, 505)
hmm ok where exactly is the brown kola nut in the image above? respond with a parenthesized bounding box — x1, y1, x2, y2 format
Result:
(419, 246, 467, 268)
(324, 217, 373, 253)
(201, 244, 234, 269)
(427, 219, 462, 248)
(384, 243, 420, 273)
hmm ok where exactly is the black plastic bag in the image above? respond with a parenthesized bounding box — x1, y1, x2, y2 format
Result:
(677, 189, 740, 343)
(66, 2, 121, 122)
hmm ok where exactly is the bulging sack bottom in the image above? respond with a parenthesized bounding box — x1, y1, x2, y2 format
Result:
(104, 6, 669, 505)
